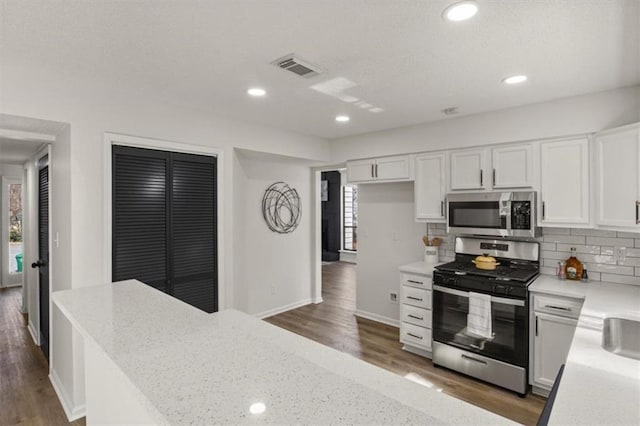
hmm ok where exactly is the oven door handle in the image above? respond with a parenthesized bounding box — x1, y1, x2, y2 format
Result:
(433, 285, 525, 307)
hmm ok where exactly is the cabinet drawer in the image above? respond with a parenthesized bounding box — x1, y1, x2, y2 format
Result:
(401, 304, 432, 328)
(401, 273, 432, 290)
(400, 322, 432, 349)
(401, 287, 431, 309)
(533, 294, 583, 319)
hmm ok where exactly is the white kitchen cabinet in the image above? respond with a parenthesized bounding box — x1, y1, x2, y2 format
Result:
(594, 123, 640, 229)
(450, 144, 533, 191)
(398, 264, 436, 357)
(414, 153, 447, 222)
(450, 148, 486, 190)
(491, 144, 534, 189)
(529, 292, 583, 396)
(539, 138, 590, 226)
(346, 155, 411, 183)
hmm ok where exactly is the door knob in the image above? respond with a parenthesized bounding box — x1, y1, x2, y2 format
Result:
(31, 260, 46, 268)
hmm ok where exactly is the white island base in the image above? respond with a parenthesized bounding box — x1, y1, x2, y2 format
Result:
(53, 280, 513, 425)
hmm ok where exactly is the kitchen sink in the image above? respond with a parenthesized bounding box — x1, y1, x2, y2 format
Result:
(602, 317, 640, 361)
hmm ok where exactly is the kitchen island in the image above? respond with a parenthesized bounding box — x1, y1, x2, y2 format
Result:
(53, 280, 512, 425)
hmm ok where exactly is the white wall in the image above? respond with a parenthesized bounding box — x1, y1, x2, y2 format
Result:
(330, 86, 640, 162)
(1, 59, 330, 419)
(233, 149, 313, 317)
(355, 182, 425, 325)
(0, 163, 24, 287)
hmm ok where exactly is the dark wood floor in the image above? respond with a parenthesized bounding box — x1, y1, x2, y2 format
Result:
(0, 287, 85, 426)
(266, 262, 545, 425)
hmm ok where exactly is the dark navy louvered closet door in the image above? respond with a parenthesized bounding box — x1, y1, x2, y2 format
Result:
(170, 153, 217, 313)
(112, 146, 217, 313)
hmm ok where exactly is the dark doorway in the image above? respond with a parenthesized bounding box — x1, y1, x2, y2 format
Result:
(112, 146, 218, 313)
(321, 171, 341, 262)
(32, 159, 49, 360)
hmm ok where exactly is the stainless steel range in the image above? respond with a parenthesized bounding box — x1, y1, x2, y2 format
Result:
(432, 236, 540, 396)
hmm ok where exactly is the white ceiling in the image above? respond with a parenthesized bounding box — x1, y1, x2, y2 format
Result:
(0, 137, 46, 165)
(1, 0, 638, 140)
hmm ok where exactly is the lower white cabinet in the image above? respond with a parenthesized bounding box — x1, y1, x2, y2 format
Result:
(398, 266, 435, 357)
(529, 292, 584, 396)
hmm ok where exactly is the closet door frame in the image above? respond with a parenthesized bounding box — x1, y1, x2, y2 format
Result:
(103, 133, 225, 310)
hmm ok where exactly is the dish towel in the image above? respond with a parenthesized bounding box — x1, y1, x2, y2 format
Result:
(467, 292, 492, 339)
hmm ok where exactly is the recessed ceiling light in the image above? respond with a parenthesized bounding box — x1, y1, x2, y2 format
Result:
(502, 75, 528, 85)
(247, 87, 266, 97)
(443, 1, 478, 22)
(335, 115, 350, 122)
(249, 402, 266, 415)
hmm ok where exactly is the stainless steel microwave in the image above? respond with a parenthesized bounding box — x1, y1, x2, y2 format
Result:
(446, 191, 539, 238)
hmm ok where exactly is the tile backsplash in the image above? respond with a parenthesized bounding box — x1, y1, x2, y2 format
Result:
(426, 224, 640, 286)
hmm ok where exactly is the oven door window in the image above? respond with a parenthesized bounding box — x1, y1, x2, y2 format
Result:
(433, 289, 527, 367)
(448, 201, 506, 229)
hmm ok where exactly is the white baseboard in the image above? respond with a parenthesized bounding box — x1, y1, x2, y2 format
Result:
(255, 298, 312, 319)
(339, 250, 357, 264)
(402, 344, 432, 359)
(50, 369, 86, 421)
(312, 297, 324, 304)
(354, 309, 399, 327)
(27, 321, 39, 345)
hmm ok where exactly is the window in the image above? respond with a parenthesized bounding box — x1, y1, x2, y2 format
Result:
(8, 183, 22, 274)
(342, 185, 357, 251)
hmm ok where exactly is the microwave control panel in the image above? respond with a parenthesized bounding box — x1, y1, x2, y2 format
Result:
(511, 201, 531, 230)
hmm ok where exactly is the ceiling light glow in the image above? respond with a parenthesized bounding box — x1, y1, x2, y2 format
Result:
(249, 402, 266, 415)
(502, 75, 528, 85)
(247, 88, 266, 97)
(443, 1, 478, 22)
(335, 115, 350, 122)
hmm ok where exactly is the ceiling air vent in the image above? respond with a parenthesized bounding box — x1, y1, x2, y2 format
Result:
(272, 54, 321, 78)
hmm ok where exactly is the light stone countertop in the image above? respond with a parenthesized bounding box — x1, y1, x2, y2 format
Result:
(398, 261, 444, 276)
(529, 275, 640, 425)
(528, 275, 589, 300)
(53, 280, 513, 425)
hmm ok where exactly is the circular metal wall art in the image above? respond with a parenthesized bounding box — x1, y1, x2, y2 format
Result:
(262, 182, 301, 234)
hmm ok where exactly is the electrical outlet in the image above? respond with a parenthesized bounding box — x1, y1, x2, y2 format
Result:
(390, 293, 397, 302)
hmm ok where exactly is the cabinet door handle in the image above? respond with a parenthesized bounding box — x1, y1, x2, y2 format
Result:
(636, 201, 639, 224)
(544, 304, 571, 311)
(492, 168, 496, 186)
(375, 164, 378, 178)
(371, 164, 375, 179)
(535, 316, 538, 336)
(480, 169, 483, 186)
(441, 200, 444, 217)
(407, 279, 423, 285)
(542, 201, 546, 220)
(407, 314, 424, 320)
(407, 296, 423, 301)
(407, 332, 423, 340)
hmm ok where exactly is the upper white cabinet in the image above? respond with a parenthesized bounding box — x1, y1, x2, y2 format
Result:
(450, 149, 486, 190)
(539, 138, 590, 226)
(491, 144, 534, 189)
(414, 153, 447, 222)
(347, 155, 412, 184)
(594, 123, 640, 229)
(450, 144, 534, 191)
